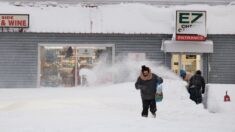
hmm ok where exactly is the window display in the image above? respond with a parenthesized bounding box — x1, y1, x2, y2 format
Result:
(40, 46, 75, 87)
(40, 46, 112, 87)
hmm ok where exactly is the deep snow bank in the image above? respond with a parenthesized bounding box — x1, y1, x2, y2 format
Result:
(207, 84, 235, 113)
(1, 79, 235, 132)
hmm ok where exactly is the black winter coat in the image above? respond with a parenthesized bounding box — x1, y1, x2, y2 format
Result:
(135, 73, 163, 100)
(188, 74, 205, 93)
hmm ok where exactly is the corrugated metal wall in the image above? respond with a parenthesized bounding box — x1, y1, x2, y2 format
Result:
(207, 35, 235, 84)
(0, 33, 38, 88)
(202, 54, 209, 83)
(0, 32, 170, 88)
(0, 33, 234, 88)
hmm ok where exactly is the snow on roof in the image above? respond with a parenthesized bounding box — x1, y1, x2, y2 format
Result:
(0, 2, 235, 34)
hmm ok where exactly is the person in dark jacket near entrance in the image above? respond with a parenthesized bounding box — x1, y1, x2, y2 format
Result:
(135, 65, 163, 118)
(188, 70, 205, 104)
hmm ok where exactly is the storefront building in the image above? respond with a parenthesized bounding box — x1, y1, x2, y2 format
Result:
(0, 32, 234, 88)
(0, 4, 235, 88)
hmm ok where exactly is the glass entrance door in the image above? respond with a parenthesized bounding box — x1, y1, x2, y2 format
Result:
(171, 54, 202, 75)
(75, 47, 110, 86)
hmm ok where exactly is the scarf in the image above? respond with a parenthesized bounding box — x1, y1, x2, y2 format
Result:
(140, 70, 153, 81)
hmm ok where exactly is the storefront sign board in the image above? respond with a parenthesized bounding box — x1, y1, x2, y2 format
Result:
(0, 14, 29, 28)
(176, 11, 206, 41)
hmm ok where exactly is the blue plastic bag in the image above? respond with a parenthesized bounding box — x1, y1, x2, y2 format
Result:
(156, 83, 163, 102)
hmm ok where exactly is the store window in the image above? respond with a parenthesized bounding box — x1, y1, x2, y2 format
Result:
(171, 54, 201, 75)
(40, 45, 113, 87)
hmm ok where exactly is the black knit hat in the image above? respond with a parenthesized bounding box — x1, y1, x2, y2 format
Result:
(196, 70, 201, 75)
(141, 65, 150, 72)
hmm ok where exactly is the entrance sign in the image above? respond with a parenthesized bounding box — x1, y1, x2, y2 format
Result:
(176, 11, 206, 41)
(0, 14, 29, 28)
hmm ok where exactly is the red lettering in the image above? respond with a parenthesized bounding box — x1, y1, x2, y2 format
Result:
(23, 20, 26, 26)
(8, 20, 14, 26)
(2, 16, 13, 19)
(8, 20, 27, 27)
(176, 35, 206, 41)
(1, 20, 6, 26)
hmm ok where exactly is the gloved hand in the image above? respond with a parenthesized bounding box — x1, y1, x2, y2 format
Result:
(202, 90, 205, 94)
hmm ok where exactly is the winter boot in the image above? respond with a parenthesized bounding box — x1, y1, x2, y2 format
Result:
(142, 115, 148, 118)
(151, 113, 156, 118)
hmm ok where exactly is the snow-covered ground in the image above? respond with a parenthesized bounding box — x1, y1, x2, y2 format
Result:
(0, 78, 234, 132)
(207, 84, 235, 113)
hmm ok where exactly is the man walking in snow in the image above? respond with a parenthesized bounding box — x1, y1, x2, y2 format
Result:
(135, 65, 163, 118)
(188, 70, 205, 104)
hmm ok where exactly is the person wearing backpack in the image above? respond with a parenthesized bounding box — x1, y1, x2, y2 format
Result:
(188, 70, 205, 104)
(135, 65, 163, 118)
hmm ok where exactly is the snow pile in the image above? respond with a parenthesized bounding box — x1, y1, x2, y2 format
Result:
(207, 84, 235, 113)
(0, 2, 235, 34)
(1, 79, 235, 131)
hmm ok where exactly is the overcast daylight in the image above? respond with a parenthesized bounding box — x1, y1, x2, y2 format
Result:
(0, 0, 235, 132)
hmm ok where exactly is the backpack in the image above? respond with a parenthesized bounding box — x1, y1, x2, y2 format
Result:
(190, 75, 202, 87)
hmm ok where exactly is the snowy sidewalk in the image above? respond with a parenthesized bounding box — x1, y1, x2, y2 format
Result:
(0, 80, 235, 132)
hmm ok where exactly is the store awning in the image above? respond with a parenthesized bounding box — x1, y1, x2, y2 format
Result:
(161, 40, 213, 53)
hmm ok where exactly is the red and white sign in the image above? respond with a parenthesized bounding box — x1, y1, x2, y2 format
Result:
(176, 34, 206, 41)
(0, 14, 29, 28)
(176, 11, 206, 41)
